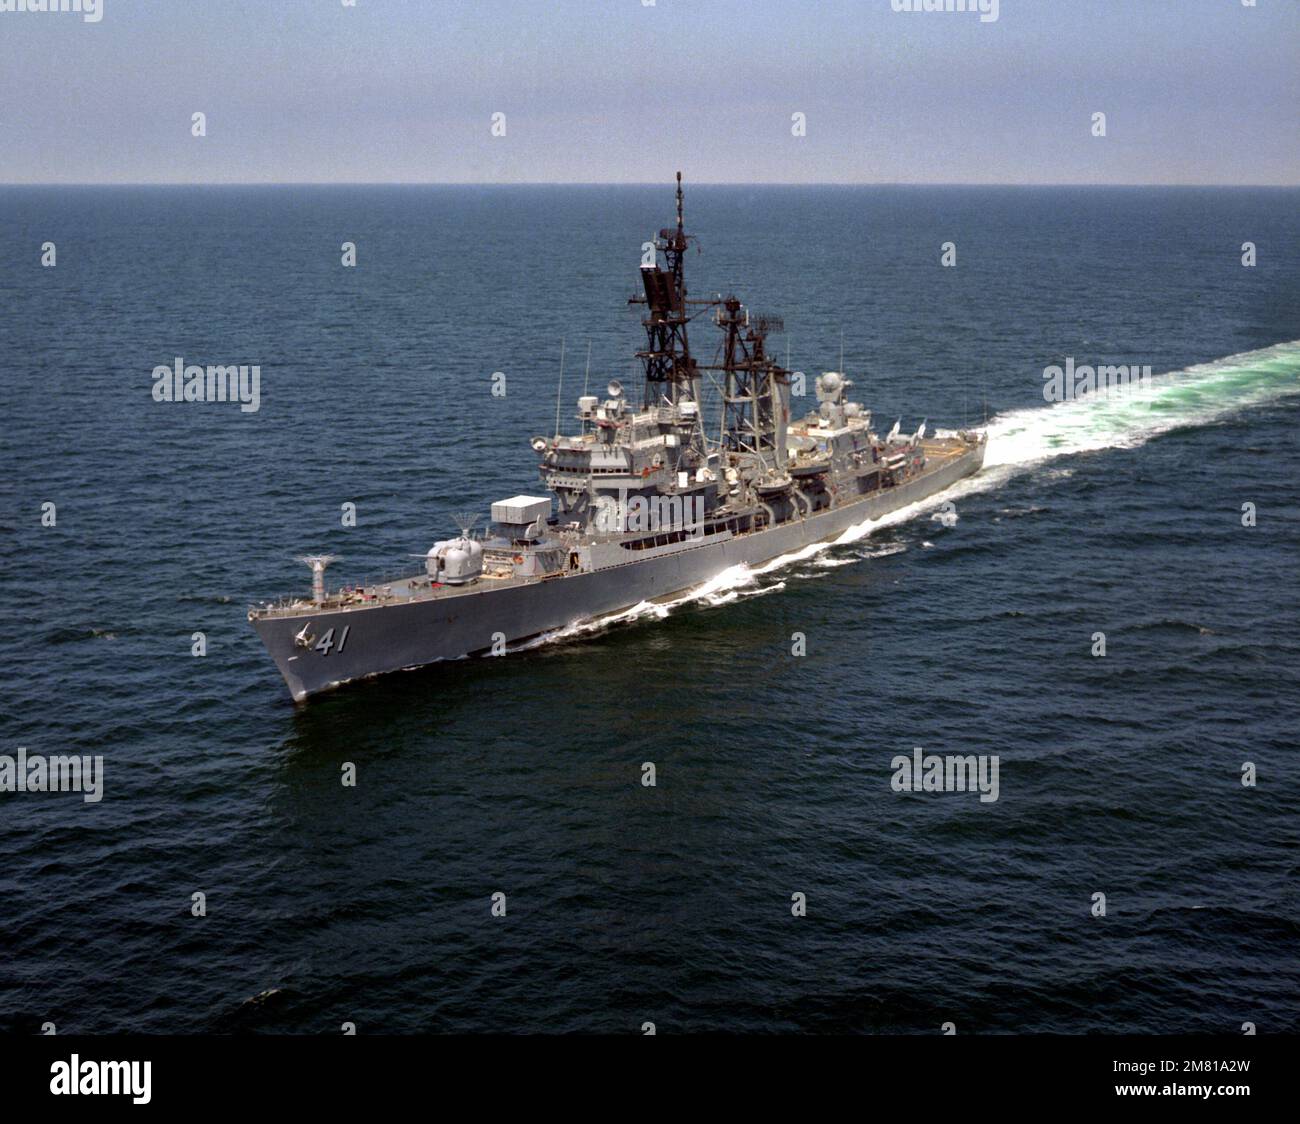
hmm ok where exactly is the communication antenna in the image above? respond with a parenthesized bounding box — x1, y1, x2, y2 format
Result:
(839, 329, 844, 374)
(554, 337, 566, 439)
(582, 339, 592, 398)
(297, 554, 339, 604)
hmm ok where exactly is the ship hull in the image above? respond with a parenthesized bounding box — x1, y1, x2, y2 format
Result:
(253, 441, 984, 701)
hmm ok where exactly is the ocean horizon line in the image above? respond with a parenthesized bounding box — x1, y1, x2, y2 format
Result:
(2, 180, 1297, 190)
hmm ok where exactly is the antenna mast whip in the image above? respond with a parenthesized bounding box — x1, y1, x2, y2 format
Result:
(554, 337, 566, 439)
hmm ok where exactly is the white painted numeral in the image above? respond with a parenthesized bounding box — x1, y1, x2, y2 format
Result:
(315, 625, 350, 655)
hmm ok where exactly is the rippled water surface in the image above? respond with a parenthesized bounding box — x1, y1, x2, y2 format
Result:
(2, 186, 1299, 1033)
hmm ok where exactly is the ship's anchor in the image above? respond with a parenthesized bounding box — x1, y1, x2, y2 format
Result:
(294, 622, 316, 650)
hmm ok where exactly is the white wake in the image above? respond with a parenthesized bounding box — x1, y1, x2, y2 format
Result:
(512, 340, 1300, 649)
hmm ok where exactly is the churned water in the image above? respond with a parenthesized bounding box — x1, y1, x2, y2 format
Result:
(2, 185, 1298, 1033)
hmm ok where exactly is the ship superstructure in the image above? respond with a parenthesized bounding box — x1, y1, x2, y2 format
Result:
(250, 175, 986, 700)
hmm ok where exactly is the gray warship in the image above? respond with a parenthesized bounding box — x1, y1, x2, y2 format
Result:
(250, 175, 986, 701)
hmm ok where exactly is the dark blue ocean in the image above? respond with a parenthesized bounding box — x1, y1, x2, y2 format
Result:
(2, 185, 1298, 1034)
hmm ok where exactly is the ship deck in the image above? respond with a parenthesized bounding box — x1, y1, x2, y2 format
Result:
(249, 434, 984, 622)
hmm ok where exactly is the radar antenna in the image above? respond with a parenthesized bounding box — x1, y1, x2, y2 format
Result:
(452, 512, 481, 539)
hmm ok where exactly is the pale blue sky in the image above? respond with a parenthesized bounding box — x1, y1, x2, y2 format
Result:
(1, 0, 1296, 184)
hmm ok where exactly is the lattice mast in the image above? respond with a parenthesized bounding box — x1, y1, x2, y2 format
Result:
(715, 301, 790, 472)
(631, 172, 703, 421)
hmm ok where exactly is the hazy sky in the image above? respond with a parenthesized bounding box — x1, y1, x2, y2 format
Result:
(2, 0, 1296, 184)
